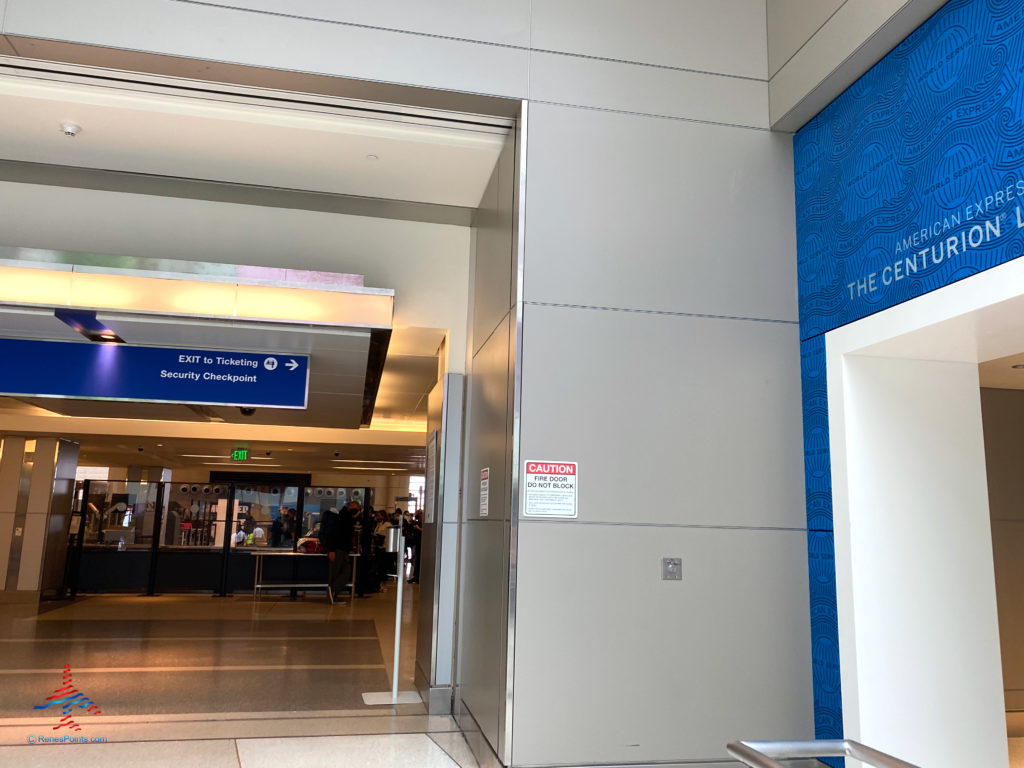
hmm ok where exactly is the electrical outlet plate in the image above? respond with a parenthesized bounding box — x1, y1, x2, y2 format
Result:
(661, 557, 682, 580)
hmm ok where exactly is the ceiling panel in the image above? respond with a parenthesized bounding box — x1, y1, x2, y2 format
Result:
(18, 398, 207, 421)
(0, 305, 86, 341)
(0, 74, 506, 208)
(980, 352, 1024, 390)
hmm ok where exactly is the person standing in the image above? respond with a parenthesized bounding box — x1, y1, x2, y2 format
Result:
(324, 501, 356, 602)
(406, 510, 423, 584)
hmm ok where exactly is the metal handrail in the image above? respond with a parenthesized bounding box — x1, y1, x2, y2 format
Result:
(726, 739, 922, 768)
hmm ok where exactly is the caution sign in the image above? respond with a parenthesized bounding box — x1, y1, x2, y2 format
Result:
(523, 461, 578, 518)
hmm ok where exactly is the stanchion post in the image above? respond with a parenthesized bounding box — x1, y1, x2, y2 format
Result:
(392, 526, 405, 702)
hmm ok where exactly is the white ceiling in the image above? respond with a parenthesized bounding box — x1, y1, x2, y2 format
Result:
(0, 72, 506, 208)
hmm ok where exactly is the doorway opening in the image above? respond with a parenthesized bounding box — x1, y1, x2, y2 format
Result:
(0, 52, 521, 754)
(824, 255, 1024, 768)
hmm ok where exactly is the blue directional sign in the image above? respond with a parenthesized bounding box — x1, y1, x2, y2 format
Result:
(0, 339, 309, 408)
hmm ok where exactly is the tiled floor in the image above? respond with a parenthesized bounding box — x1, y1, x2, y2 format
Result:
(0, 733, 478, 767)
(0, 582, 480, 767)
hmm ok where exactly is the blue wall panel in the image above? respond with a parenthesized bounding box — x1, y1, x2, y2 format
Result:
(801, 335, 842, 745)
(796, 0, 1024, 340)
(801, 336, 833, 532)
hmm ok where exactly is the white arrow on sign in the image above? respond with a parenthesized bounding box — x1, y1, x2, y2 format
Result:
(286, 359, 299, 371)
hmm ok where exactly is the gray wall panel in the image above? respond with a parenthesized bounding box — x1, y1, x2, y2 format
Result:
(980, 388, 1024, 710)
(518, 304, 805, 529)
(981, 388, 1024, 523)
(768, 0, 947, 130)
(523, 104, 799, 322)
(472, 134, 516, 357)
(529, 50, 768, 128)
(766, 0, 845, 78)
(992, 519, 1024, 711)
(531, 0, 768, 79)
(511, 522, 814, 765)
(3, 0, 529, 98)
(185, 0, 532, 48)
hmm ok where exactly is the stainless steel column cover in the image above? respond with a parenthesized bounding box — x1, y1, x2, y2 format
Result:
(37, 439, 79, 598)
(0, 436, 27, 591)
(454, 101, 524, 768)
(10, 438, 79, 594)
(415, 373, 465, 706)
(503, 99, 528, 766)
(18, 436, 59, 590)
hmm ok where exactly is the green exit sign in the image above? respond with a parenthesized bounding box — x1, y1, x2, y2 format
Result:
(231, 449, 248, 461)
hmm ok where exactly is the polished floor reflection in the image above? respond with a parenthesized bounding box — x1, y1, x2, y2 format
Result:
(0, 733, 479, 768)
(0, 586, 476, 767)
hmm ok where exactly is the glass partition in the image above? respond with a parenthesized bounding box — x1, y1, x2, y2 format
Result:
(82, 480, 163, 549)
(164, 483, 230, 549)
(231, 485, 300, 550)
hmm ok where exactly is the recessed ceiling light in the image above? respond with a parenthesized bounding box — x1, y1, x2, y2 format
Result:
(60, 121, 81, 137)
(1013, 364, 1024, 369)
(365, 154, 379, 161)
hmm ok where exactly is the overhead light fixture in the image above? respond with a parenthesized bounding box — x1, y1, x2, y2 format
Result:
(181, 454, 229, 459)
(60, 121, 81, 137)
(0, 264, 393, 328)
(1013, 364, 1024, 369)
(330, 459, 418, 465)
(333, 466, 418, 472)
(365, 154, 379, 161)
(202, 462, 282, 467)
